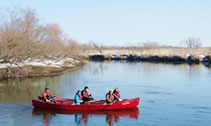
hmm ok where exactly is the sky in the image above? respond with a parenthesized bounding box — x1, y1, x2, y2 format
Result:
(0, 0, 211, 47)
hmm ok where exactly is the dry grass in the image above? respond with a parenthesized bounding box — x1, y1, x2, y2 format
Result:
(86, 47, 211, 57)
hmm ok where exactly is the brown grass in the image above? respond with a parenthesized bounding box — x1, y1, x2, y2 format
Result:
(86, 47, 211, 58)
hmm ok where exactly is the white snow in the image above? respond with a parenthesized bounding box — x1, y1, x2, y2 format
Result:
(198, 55, 205, 58)
(0, 63, 24, 68)
(0, 58, 78, 69)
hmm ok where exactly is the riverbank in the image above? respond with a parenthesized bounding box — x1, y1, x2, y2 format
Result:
(1, 47, 211, 80)
(0, 58, 84, 80)
(87, 47, 211, 65)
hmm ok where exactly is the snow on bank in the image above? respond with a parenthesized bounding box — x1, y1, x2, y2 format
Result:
(0, 58, 79, 69)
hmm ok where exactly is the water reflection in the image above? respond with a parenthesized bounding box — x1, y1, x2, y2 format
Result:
(74, 113, 88, 125)
(32, 108, 139, 126)
(0, 76, 62, 103)
(202, 62, 211, 68)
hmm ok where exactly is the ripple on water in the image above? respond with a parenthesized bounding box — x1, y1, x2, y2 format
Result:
(177, 104, 211, 115)
(191, 106, 211, 110)
(192, 106, 211, 114)
(145, 100, 156, 103)
(145, 91, 172, 95)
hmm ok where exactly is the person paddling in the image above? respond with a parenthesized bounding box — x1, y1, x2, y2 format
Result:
(106, 90, 115, 104)
(113, 88, 122, 101)
(81, 86, 94, 104)
(75, 90, 83, 105)
(41, 88, 56, 103)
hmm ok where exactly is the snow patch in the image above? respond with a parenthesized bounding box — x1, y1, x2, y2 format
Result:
(0, 58, 77, 69)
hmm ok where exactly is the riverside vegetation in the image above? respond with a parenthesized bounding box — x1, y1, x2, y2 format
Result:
(0, 8, 92, 79)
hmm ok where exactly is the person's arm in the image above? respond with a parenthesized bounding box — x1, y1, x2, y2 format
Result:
(113, 93, 119, 99)
(89, 93, 92, 97)
(79, 100, 83, 103)
(49, 92, 55, 97)
(113, 93, 122, 101)
(75, 95, 79, 103)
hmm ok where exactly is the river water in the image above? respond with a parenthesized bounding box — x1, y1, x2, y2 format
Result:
(0, 61, 211, 126)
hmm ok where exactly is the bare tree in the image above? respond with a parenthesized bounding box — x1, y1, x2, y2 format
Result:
(0, 7, 89, 78)
(87, 41, 104, 54)
(0, 7, 73, 63)
(0, 8, 43, 63)
(184, 37, 202, 48)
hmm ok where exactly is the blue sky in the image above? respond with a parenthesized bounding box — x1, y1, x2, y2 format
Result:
(1, 0, 211, 46)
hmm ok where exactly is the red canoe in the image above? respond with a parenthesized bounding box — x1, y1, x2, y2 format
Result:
(32, 97, 140, 111)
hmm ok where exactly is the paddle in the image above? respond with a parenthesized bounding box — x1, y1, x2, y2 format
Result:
(88, 100, 99, 102)
(113, 93, 122, 101)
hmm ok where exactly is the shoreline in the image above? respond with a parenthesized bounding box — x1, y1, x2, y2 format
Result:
(87, 47, 211, 65)
(0, 58, 85, 80)
(89, 54, 211, 64)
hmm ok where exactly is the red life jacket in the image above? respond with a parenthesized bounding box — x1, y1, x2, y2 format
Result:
(109, 94, 114, 101)
(114, 92, 120, 98)
(42, 91, 54, 101)
(83, 91, 89, 97)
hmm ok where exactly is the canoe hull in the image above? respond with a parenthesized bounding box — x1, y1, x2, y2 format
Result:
(32, 97, 140, 111)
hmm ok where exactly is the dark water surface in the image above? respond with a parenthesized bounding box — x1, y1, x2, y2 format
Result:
(0, 62, 211, 126)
